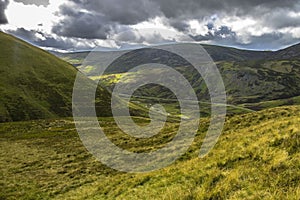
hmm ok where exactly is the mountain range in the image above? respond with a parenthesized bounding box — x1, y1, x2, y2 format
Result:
(55, 42, 300, 113)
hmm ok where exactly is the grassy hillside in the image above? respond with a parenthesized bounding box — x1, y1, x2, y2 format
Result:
(87, 58, 300, 104)
(203, 42, 300, 61)
(0, 32, 113, 122)
(271, 43, 300, 60)
(0, 105, 299, 199)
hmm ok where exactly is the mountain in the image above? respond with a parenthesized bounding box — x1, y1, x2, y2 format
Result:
(0, 32, 112, 122)
(202, 43, 300, 61)
(54, 43, 300, 110)
(54, 42, 300, 64)
(270, 43, 300, 60)
(201, 44, 271, 61)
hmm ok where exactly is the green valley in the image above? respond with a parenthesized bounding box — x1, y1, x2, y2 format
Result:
(1, 31, 300, 200)
(56, 43, 300, 113)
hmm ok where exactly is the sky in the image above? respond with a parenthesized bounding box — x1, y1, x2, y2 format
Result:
(1, 0, 300, 52)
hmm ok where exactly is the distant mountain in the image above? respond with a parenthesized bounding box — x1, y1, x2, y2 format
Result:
(202, 43, 300, 61)
(0, 32, 113, 122)
(53, 42, 300, 64)
(53, 43, 300, 109)
(270, 43, 300, 60)
(201, 44, 270, 61)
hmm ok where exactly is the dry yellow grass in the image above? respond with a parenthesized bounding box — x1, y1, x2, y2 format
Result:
(0, 106, 299, 199)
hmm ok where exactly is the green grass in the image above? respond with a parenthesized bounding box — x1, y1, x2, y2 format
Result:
(0, 105, 299, 199)
(0, 32, 158, 122)
(242, 95, 300, 111)
(0, 32, 113, 122)
(2, 33, 300, 199)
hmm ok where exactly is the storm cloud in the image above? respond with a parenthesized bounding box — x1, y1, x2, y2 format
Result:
(52, 10, 111, 39)
(192, 25, 236, 41)
(7, 27, 89, 50)
(151, 0, 299, 19)
(52, 0, 300, 42)
(52, 0, 160, 39)
(3, 0, 300, 50)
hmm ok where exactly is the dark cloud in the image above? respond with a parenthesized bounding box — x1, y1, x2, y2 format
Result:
(52, 11, 111, 39)
(156, 0, 300, 50)
(9, 27, 37, 41)
(0, 0, 9, 24)
(7, 28, 81, 50)
(52, 0, 300, 42)
(193, 29, 300, 50)
(5, 0, 300, 50)
(261, 8, 300, 29)
(207, 23, 214, 30)
(152, 0, 299, 19)
(169, 20, 190, 32)
(14, 0, 49, 6)
(164, 0, 300, 34)
(192, 25, 237, 42)
(52, 0, 160, 39)
(67, 0, 159, 25)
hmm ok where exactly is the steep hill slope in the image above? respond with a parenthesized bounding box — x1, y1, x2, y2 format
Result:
(0, 32, 112, 122)
(0, 105, 299, 199)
